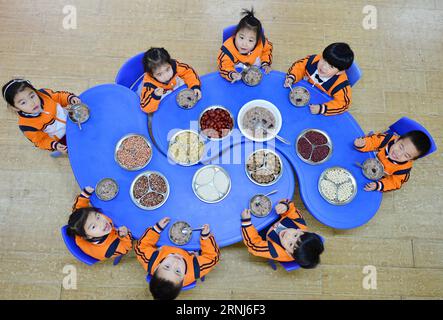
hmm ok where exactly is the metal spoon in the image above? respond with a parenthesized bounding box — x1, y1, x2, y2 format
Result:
(68, 109, 83, 130)
(253, 190, 278, 207)
(264, 190, 278, 197)
(355, 162, 364, 169)
(181, 227, 204, 234)
(275, 134, 291, 145)
(255, 122, 291, 145)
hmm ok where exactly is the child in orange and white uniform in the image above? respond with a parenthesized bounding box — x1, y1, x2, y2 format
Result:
(67, 186, 133, 261)
(241, 199, 323, 269)
(2, 79, 81, 153)
(284, 43, 354, 116)
(217, 8, 273, 82)
(135, 217, 220, 300)
(354, 130, 431, 192)
(139, 47, 202, 113)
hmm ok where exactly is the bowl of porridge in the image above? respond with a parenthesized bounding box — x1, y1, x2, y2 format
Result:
(238, 99, 282, 142)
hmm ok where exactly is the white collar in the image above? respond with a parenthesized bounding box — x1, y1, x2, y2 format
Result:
(311, 70, 332, 84)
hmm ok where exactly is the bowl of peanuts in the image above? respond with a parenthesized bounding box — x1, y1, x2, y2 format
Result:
(114, 134, 153, 171)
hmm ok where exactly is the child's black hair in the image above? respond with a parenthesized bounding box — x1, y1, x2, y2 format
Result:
(322, 43, 354, 71)
(235, 8, 263, 44)
(149, 269, 183, 300)
(67, 207, 99, 239)
(292, 232, 324, 269)
(143, 47, 173, 75)
(2, 79, 37, 107)
(399, 130, 432, 159)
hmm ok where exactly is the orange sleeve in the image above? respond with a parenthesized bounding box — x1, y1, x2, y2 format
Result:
(74, 238, 102, 260)
(176, 61, 201, 90)
(217, 47, 236, 81)
(41, 88, 76, 107)
(72, 188, 93, 211)
(286, 55, 310, 83)
(112, 232, 134, 257)
(241, 221, 273, 259)
(19, 128, 58, 151)
(139, 82, 161, 114)
(377, 171, 411, 192)
(355, 133, 388, 152)
(281, 202, 304, 220)
(134, 225, 162, 271)
(321, 85, 352, 116)
(76, 230, 133, 261)
(197, 234, 220, 277)
(260, 38, 273, 67)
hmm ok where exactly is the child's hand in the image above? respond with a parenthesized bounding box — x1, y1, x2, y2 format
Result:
(193, 89, 202, 100)
(84, 186, 95, 194)
(364, 182, 377, 192)
(263, 65, 272, 74)
(154, 88, 164, 97)
(69, 96, 81, 105)
(231, 72, 242, 83)
(201, 224, 210, 235)
(158, 217, 170, 229)
(284, 77, 294, 88)
(56, 143, 68, 153)
(275, 203, 288, 215)
(309, 104, 321, 114)
(354, 137, 366, 148)
(118, 226, 129, 237)
(241, 209, 251, 220)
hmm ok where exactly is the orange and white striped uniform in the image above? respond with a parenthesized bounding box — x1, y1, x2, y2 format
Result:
(287, 54, 352, 116)
(140, 59, 201, 113)
(135, 224, 220, 287)
(217, 35, 273, 81)
(241, 201, 309, 262)
(18, 88, 76, 151)
(355, 133, 413, 191)
(72, 189, 133, 261)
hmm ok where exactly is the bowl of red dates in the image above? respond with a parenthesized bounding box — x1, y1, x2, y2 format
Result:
(199, 106, 234, 140)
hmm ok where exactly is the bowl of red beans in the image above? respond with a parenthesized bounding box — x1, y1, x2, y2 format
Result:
(296, 129, 333, 165)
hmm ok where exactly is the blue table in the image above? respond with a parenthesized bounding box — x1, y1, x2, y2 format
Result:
(151, 71, 382, 229)
(67, 83, 295, 250)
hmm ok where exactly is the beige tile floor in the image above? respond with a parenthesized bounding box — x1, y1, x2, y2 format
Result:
(0, 0, 442, 300)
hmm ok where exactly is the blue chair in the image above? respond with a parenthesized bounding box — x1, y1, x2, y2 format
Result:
(222, 25, 237, 43)
(61, 225, 99, 266)
(268, 259, 300, 271)
(115, 52, 145, 92)
(146, 274, 205, 291)
(385, 117, 437, 158)
(61, 225, 124, 266)
(222, 25, 266, 43)
(268, 235, 325, 272)
(50, 151, 62, 158)
(345, 61, 362, 87)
